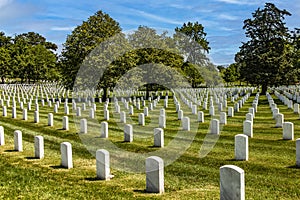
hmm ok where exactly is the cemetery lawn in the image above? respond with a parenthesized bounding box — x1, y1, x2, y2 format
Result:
(1, 92, 300, 199)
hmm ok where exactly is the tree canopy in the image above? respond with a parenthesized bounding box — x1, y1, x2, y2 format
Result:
(0, 31, 58, 83)
(236, 3, 294, 93)
(59, 10, 122, 89)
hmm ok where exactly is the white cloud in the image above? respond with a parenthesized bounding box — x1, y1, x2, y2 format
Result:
(51, 26, 75, 31)
(219, 14, 238, 20)
(133, 9, 183, 25)
(0, 0, 12, 8)
(215, 0, 260, 5)
(219, 27, 234, 31)
(169, 4, 193, 10)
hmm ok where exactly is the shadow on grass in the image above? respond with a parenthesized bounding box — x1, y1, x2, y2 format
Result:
(147, 146, 161, 149)
(225, 158, 237, 161)
(286, 165, 300, 169)
(85, 177, 101, 182)
(50, 165, 68, 169)
(4, 149, 19, 152)
(26, 156, 39, 160)
(133, 189, 147, 194)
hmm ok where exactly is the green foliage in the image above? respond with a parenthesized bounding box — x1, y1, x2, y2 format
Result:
(181, 62, 204, 87)
(174, 22, 210, 66)
(175, 22, 210, 53)
(236, 3, 294, 93)
(0, 32, 12, 83)
(60, 10, 122, 89)
(221, 63, 240, 84)
(9, 32, 58, 83)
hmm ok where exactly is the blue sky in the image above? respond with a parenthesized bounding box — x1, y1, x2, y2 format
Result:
(0, 0, 299, 65)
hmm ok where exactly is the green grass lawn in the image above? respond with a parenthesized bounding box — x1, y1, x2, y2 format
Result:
(0, 90, 300, 199)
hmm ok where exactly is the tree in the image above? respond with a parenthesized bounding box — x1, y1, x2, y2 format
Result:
(10, 32, 58, 83)
(290, 28, 300, 81)
(221, 63, 240, 85)
(174, 22, 210, 66)
(236, 3, 293, 94)
(126, 26, 185, 97)
(60, 10, 121, 89)
(0, 32, 12, 83)
(181, 62, 204, 87)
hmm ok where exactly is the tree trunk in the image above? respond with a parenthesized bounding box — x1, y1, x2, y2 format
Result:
(146, 84, 150, 100)
(261, 83, 268, 95)
(102, 87, 107, 102)
(1, 77, 4, 84)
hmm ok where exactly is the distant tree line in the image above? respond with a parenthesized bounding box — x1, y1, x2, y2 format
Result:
(0, 32, 59, 83)
(1, 3, 298, 95)
(219, 3, 300, 93)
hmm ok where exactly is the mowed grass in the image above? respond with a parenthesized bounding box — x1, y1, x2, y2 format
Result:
(0, 90, 300, 199)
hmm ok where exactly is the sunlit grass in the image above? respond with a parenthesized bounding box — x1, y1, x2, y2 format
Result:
(0, 90, 300, 199)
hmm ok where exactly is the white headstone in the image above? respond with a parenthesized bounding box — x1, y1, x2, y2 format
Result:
(120, 111, 126, 123)
(115, 104, 120, 113)
(35, 103, 39, 111)
(54, 104, 58, 113)
(220, 165, 245, 200)
(64, 106, 69, 115)
(82, 103, 86, 111)
(129, 105, 134, 115)
(218, 103, 223, 112)
(154, 128, 164, 147)
(22, 109, 27, 120)
(101, 121, 108, 138)
(220, 112, 227, 125)
(139, 113, 145, 126)
(146, 156, 164, 194)
(76, 107, 81, 117)
(159, 115, 166, 128)
(0, 126, 4, 145)
(12, 107, 17, 119)
(2, 105, 7, 117)
(178, 110, 183, 120)
(96, 149, 111, 180)
(192, 105, 197, 115)
(63, 116, 69, 130)
(198, 111, 204, 123)
(296, 138, 300, 167)
(275, 113, 284, 128)
(209, 106, 215, 116)
(228, 107, 234, 117)
(34, 136, 44, 159)
(149, 103, 153, 111)
(235, 134, 248, 161)
(104, 109, 109, 120)
(272, 108, 279, 119)
(124, 124, 133, 142)
(160, 108, 165, 116)
(80, 119, 87, 134)
(14, 130, 22, 152)
(246, 113, 253, 122)
(61, 142, 73, 169)
(252, 103, 258, 112)
(210, 119, 220, 135)
(164, 99, 168, 108)
(243, 120, 253, 138)
(248, 107, 255, 118)
(34, 110, 39, 123)
(234, 103, 239, 112)
(48, 113, 53, 126)
(182, 117, 190, 131)
(283, 122, 294, 140)
(144, 107, 149, 117)
(294, 103, 299, 114)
